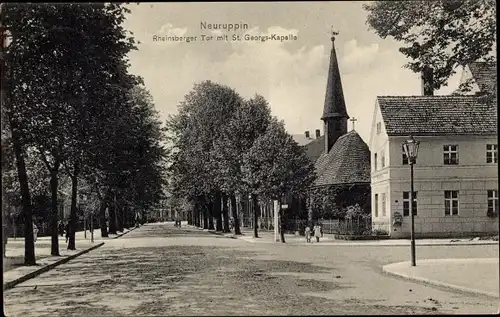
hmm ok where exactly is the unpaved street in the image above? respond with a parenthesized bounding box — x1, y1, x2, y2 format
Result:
(4, 223, 499, 316)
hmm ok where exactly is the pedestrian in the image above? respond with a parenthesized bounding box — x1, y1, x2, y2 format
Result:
(58, 220, 64, 237)
(3, 224, 8, 257)
(305, 225, 311, 243)
(313, 223, 321, 243)
(33, 222, 39, 243)
(64, 221, 70, 243)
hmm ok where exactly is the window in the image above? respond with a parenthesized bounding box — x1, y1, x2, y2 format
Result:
(487, 190, 498, 214)
(444, 190, 459, 215)
(376, 122, 381, 134)
(374, 153, 378, 171)
(381, 153, 385, 168)
(381, 193, 387, 216)
(443, 145, 459, 165)
(374, 194, 379, 217)
(402, 191, 418, 216)
(486, 144, 498, 163)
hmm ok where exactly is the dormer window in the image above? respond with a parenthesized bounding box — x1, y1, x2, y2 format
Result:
(376, 122, 381, 134)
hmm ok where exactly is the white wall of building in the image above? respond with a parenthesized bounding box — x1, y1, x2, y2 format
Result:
(370, 104, 498, 237)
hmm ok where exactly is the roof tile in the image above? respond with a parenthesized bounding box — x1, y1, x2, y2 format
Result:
(378, 96, 497, 136)
(313, 131, 371, 186)
(469, 62, 497, 94)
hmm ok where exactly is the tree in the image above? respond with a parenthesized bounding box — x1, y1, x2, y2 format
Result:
(167, 81, 243, 232)
(364, 0, 496, 90)
(212, 95, 272, 235)
(1, 4, 37, 264)
(243, 118, 316, 241)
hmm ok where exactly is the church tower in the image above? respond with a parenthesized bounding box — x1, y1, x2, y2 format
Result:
(321, 33, 349, 153)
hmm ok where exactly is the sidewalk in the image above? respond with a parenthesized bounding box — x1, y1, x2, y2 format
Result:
(185, 225, 499, 246)
(383, 258, 499, 298)
(3, 226, 139, 291)
(232, 229, 499, 246)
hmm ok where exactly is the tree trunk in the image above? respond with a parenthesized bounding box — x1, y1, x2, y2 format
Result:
(222, 193, 230, 233)
(99, 197, 109, 237)
(10, 127, 36, 264)
(108, 194, 117, 234)
(208, 201, 215, 230)
(230, 195, 241, 235)
(68, 172, 78, 250)
(280, 208, 286, 243)
(123, 205, 130, 229)
(202, 200, 209, 229)
(215, 192, 222, 231)
(49, 169, 60, 256)
(240, 197, 246, 229)
(193, 204, 199, 227)
(197, 206, 202, 227)
(117, 201, 124, 232)
(252, 194, 259, 238)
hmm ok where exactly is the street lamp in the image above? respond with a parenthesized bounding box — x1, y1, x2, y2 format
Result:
(402, 135, 420, 267)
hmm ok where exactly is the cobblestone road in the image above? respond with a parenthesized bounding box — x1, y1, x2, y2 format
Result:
(3, 223, 499, 316)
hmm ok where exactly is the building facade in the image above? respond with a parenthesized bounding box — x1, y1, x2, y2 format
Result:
(370, 64, 498, 238)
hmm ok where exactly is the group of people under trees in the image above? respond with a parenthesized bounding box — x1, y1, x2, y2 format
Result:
(305, 222, 323, 243)
(57, 220, 71, 243)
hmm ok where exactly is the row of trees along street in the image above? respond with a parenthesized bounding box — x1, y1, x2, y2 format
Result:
(166, 81, 316, 242)
(1, 3, 168, 264)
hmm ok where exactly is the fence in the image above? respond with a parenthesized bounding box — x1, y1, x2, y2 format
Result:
(278, 218, 372, 236)
(321, 218, 372, 235)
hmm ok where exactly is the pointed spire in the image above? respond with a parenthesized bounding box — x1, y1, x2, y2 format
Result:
(321, 33, 349, 120)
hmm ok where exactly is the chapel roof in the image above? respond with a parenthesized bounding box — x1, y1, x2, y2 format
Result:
(321, 36, 349, 120)
(313, 130, 371, 187)
(377, 95, 497, 136)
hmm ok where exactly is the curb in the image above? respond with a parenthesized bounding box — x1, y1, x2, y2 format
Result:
(3, 242, 105, 291)
(233, 237, 498, 246)
(185, 225, 236, 239)
(207, 230, 237, 239)
(382, 262, 499, 299)
(112, 226, 139, 239)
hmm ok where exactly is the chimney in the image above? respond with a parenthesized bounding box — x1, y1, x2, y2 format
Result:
(305, 130, 310, 138)
(315, 129, 320, 138)
(421, 65, 434, 96)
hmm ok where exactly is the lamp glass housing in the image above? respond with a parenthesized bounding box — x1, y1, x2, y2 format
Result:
(403, 136, 420, 164)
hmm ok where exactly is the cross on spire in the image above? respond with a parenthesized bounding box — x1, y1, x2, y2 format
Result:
(330, 26, 339, 41)
(350, 117, 357, 131)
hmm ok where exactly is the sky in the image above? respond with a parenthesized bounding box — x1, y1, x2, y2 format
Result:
(123, 1, 462, 146)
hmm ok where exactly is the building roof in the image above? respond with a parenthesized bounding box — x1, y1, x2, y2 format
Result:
(304, 135, 325, 162)
(292, 134, 316, 146)
(321, 37, 349, 120)
(468, 61, 497, 94)
(377, 96, 497, 136)
(313, 130, 371, 187)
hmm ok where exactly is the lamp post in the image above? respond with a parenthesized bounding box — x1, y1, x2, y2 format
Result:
(402, 135, 420, 267)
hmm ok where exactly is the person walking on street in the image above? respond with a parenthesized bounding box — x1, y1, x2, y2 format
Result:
(64, 221, 70, 243)
(58, 220, 64, 237)
(33, 222, 39, 243)
(305, 225, 311, 243)
(313, 223, 321, 243)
